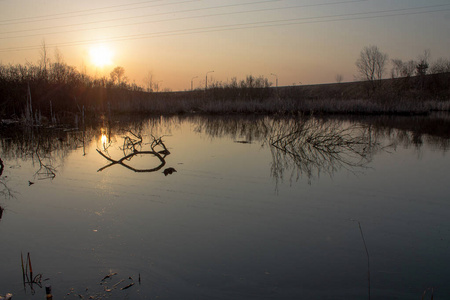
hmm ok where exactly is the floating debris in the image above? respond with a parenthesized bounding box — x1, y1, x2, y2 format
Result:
(69, 272, 140, 299)
(0, 293, 12, 300)
(120, 283, 134, 290)
(112, 279, 125, 288)
(101, 272, 118, 282)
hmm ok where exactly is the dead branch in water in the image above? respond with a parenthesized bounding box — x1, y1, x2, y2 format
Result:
(97, 134, 170, 173)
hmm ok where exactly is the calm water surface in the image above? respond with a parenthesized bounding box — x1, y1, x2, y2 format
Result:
(0, 114, 449, 300)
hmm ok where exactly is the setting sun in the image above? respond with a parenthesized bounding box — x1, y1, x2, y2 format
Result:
(89, 45, 113, 68)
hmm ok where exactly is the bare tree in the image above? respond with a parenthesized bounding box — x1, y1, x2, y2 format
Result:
(50, 47, 67, 84)
(391, 59, 403, 78)
(355, 45, 388, 90)
(110, 66, 126, 85)
(143, 71, 153, 92)
(416, 50, 430, 76)
(402, 60, 416, 77)
(430, 58, 450, 74)
(39, 39, 50, 80)
(335, 74, 344, 83)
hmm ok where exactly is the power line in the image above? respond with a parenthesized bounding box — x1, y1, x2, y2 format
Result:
(0, 0, 162, 24)
(1, 4, 448, 53)
(0, 0, 367, 39)
(0, 0, 280, 34)
(0, 0, 200, 25)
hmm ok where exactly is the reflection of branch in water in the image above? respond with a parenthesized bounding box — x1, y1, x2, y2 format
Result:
(268, 118, 380, 184)
(121, 130, 143, 156)
(97, 134, 171, 173)
(0, 158, 16, 199)
(0, 179, 15, 199)
(34, 147, 56, 180)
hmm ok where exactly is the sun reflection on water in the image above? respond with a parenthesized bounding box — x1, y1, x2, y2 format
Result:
(101, 133, 107, 150)
(100, 127, 110, 151)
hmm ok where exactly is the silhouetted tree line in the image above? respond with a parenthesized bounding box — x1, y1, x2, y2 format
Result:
(0, 59, 276, 120)
(206, 75, 273, 101)
(354, 45, 450, 99)
(0, 59, 145, 121)
(1, 45, 449, 121)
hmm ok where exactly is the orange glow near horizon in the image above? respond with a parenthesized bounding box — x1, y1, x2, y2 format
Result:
(1, 1, 449, 91)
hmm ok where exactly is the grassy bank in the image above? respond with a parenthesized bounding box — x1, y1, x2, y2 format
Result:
(112, 94, 450, 116)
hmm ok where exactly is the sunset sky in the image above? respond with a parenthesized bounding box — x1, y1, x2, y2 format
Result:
(1, 0, 449, 91)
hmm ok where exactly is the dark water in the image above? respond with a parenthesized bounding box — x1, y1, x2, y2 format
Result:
(0, 114, 449, 300)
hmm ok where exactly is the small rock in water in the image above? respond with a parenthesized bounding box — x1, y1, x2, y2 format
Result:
(163, 167, 177, 176)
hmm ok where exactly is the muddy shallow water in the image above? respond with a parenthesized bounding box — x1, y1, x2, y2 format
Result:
(0, 114, 449, 299)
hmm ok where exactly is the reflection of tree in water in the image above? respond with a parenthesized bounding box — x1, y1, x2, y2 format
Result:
(192, 114, 450, 184)
(190, 115, 382, 183)
(341, 114, 450, 151)
(1, 157, 14, 221)
(0, 157, 15, 199)
(193, 115, 270, 143)
(0, 124, 97, 181)
(97, 131, 173, 174)
(268, 118, 381, 185)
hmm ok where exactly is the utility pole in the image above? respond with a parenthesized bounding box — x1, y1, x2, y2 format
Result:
(205, 71, 214, 90)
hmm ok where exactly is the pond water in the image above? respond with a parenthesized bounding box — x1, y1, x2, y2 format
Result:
(0, 114, 449, 300)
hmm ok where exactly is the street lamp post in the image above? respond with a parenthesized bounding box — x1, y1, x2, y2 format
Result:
(205, 71, 214, 90)
(191, 76, 198, 91)
(270, 73, 278, 88)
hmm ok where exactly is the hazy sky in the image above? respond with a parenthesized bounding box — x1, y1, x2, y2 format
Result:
(1, 0, 449, 91)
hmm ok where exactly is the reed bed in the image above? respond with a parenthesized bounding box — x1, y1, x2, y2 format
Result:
(108, 96, 450, 116)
